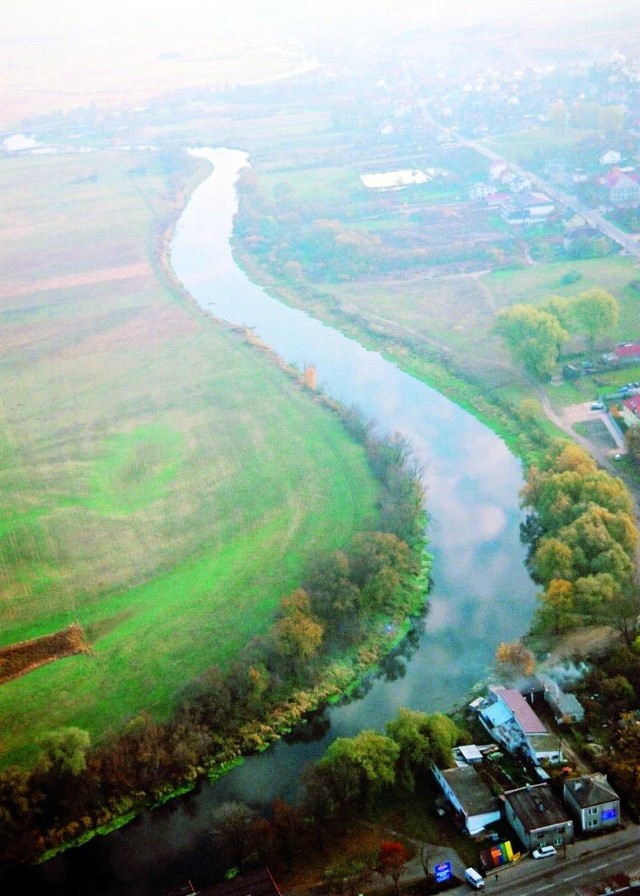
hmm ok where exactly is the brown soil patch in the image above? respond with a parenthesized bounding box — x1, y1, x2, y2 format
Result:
(539, 625, 620, 669)
(0, 262, 153, 299)
(0, 622, 91, 685)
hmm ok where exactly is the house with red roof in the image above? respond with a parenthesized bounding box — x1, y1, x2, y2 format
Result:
(599, 168, 640, 206)
(614, 341, 640, 362)
(621, 394, 640, 428)
(476, 686, 563, 766)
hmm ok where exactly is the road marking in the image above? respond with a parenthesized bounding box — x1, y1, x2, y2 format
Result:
(565, 875, 580, 881)
(592, 863, 609, 870)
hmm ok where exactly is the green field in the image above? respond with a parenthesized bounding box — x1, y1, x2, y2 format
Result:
(230, 141, 640, 469)
(0, 150, 381, 769)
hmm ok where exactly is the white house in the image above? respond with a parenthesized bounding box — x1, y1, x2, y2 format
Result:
(599, 150, 621, 165)
(432, 764, 501, 836)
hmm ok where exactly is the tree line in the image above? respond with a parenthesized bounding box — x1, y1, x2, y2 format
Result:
(0, 427, 430, 866)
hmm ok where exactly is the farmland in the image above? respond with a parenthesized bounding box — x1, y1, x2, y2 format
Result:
(0, 148, 382, 770)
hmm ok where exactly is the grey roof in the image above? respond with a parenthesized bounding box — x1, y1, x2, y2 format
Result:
(441, 765, 499, 817)
(504, 783, 570, 832)
(565, 774, 620, 808)
(535, 673, 584, 718)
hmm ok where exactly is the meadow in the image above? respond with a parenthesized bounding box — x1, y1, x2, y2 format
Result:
(230, 134, 640, 467)
(0, 149, 381, 769)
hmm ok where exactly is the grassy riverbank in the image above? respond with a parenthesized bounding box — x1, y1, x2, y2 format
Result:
(0, 148, 384, 771)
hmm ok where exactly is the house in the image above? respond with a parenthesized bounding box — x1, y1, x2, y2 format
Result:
(502, 783, 574, 851)
(432, 763, 501, 835)
(499, 192, 554, 225)
(469, 182, 495, 200)
(489, 160, 510, 181)
(621, 395, 640, 428)
(599, 169, 640, 206)
(535, 673, 585, 725)
(614, 342, 640, 363)
(476, 686, 563, 766)
(564, 774, 621, 835)
(600, 150, 622, 165)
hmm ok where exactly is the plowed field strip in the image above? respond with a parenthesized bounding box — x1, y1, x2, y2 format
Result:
(0, 262, 153, 298)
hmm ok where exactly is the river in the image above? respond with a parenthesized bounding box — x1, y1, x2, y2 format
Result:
(11, 146, 537, 896)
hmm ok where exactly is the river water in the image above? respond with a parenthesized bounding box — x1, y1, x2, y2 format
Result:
(15, 146, 536, 895)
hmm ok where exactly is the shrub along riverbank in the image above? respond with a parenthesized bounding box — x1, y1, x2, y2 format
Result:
(0, 149, 429, 864)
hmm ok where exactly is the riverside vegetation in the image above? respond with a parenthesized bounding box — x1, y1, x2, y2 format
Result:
(4, 16, 640, 877)
(0, 148, 430, 864)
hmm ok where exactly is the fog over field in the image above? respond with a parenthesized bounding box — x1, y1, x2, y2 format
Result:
(1, 0, 636, 131)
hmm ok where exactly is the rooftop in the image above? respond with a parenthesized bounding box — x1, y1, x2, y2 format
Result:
(503, 783, 570, 832)
(492, 687, 547, 735)
(565, 774, 620, 808)
(441, 764, 500, 817)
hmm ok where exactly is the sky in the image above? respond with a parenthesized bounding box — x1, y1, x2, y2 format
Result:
(1, 0, 617, 38)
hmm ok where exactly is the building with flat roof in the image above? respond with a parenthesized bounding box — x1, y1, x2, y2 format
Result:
(432, 763, 501, 836)
(502, 783, 573, 852)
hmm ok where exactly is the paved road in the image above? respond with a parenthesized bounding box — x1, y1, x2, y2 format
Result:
(459, 137, 640, 259)
(488, 823, 640, 896)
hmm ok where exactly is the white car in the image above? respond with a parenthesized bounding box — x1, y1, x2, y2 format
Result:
(532, 845, 557, 859)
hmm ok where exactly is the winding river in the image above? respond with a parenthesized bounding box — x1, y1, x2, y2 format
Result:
(17, 147, 537, 895)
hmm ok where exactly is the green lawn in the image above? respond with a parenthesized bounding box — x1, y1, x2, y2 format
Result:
(0, 150, 381, 769)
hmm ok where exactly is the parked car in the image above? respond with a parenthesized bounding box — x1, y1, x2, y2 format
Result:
(590, 401, 604, 410)
(532, 845, 557, 859)
(464, 867, 485, 889)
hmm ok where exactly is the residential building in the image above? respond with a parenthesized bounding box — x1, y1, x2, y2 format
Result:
(499, 192, 554, 224)
(469, 182, 495, 200)
(476, 686, 563, 766)
(599, 169, 640, 206)
(535, 673, 585, 725)
(615, 342, 640, 363)
(502, 783, 574, 851)
(432, 763, 501, 835)
(600, 150, 622, 165)
(564, 774, 621, 834)
(621, 395, 640, 428)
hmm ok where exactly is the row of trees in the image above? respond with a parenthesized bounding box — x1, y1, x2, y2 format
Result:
(519, 440, 640, 637)
(495, 287, 619, 379)
(0, 432, 430, 866)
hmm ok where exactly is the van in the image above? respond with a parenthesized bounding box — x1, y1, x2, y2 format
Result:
(464, 867, 485, 889)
